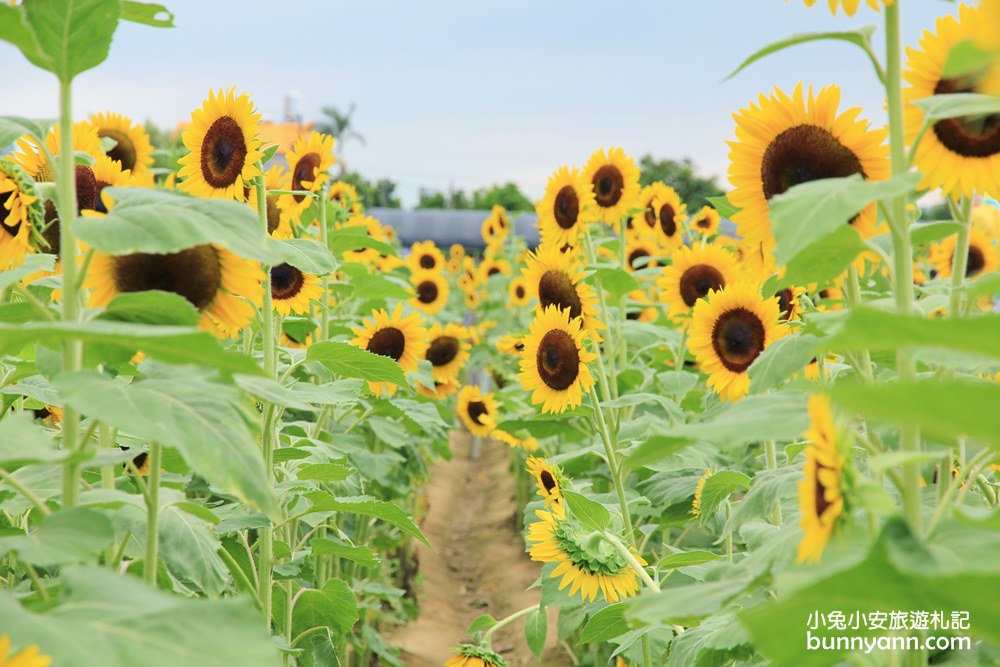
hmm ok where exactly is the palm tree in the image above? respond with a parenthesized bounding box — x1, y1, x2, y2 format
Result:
(316, 103, 366, 174)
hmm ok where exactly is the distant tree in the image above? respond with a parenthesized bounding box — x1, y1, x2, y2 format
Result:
(448, 189, 471, 209)
(470, 182, 534, 211)
(417, 191, 448, 209)
(638, 155, 723, 211)
(315, 103, 367, 173)
(340, 171, 401, 209)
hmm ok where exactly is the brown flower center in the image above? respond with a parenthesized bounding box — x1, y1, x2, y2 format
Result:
(761, 124, 864, 201)
(628, 247, 650, 270)
(367, 326, 406, 361)
(419, 253, 437, 269)
(426, 336, 459, 366)
(271, 263, 304, 300)
(540, 470, 558, 495)
(554, 185, 580, 229)
(0, 191, 16, 234)
(814, 462, 832, 518)
(112, 245, 222, 311)
(679, 265, 725, 307)
(775, 288, 795, 321)
(515, 284, 526, 300)
(265, 194, 282, 234)
(200, 116, 248, 189)
(538, 270, 583, 319)
(75, 164, 99, 213)
(99, 128, 138, 171)
(535, 329, 580, 391)
(592, 164, 624, 208)
(658, 202, 677, 238)
(416, 279, 439, 304)
(932, 78, 1000, 158)
(711, 307, 766, 373)
(966, 245, 986, 277)
(467, 400, 488, 425)
(292, 152, 322, 202)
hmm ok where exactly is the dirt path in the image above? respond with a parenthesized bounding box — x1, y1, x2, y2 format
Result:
(389, 430, 570, 667)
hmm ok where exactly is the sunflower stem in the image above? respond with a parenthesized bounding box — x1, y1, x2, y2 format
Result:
(143, 441, 162, 586)
(319, 184, 330, 341)
(947, 197, 972, 318)
(764, 440, 782, 525)
(588, 386, 636, 544)
(580, 227, 618, 400)
(482, 603, 539, 642)
(844, 266, 874, 384)
(0, 468, 52, 517)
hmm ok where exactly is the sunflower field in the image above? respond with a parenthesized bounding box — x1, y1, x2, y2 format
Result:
(2, 0, 1000, 666)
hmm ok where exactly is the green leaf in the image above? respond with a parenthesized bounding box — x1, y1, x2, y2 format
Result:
(328, 226, 395, 257)
(593, 267, 639, 299)
(0, 116, 51, 151)
(627, 576, 752, 627)
(524, 607, 547, 659)
(0, 6, 46, 72)
(54, 371, 278, 517)
(0, 566, 282, 667)
(697, 471, 751, 520)
(910, 221, 962, 246)
(823, 308, 1000, 361)
(776, 225, 868, 288)
(288, 379, 364, 405)
(748, 334, 820, 394)
(304, 492, 430, 546)
(580, 603, 629, 643)
(297, 462, 353, 482)
(725, 25, 877, 81)
(276, 238, 336, 275)
(23, 0, 121, 81)
(670, 392, 809, 448)
(0, 321, 261, 376)
(914, 93, 1000, 122)
(467, 614, 497, 635)
(234, 375, 316, 411)
(0, 413, 61, 467)
(306, 341, 407, 385)
(562, 490, 611, 531)
(98, 290, 200, 327)
(0, 507, 113, 566)
(831, 380, 1000, 449)
(347, 272, 413, 301)
(866, 451, 947, 474)
(706, 195, 740, 219)
(658, 551, 722, 570)
(119, 1, 174, 27)
(622, 435, 694, 472)
(770, 173, 921, 266)
(310, 539, 380, 569)
(943, 39, 999, 78)
(292, 578, 358, 636)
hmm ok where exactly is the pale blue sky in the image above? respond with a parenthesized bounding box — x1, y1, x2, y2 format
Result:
(3, 1, 957, 206)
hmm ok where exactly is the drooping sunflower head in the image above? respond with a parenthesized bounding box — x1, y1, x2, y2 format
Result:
(582, 147, 641, 226)
(425, 322, 471, 382)
(456, 385, 498, 437)
(522, 244, 604, 335)
(687, 282, 787, 402)
(508, 276, 531, 307)
(930, 227, 1000, 279)
(657, 244, 741, 320)
(88, 111, 154, 176)
(792, 0, 893, 16)
(178, 87, 262, 201)
(690, 205, 721, 236)
(280, 131, 336, 218)
(85, 244, 264, 339)
(537, 165, 596, 247)
(519, 305, 597, 414)
(904, 3, 1000, 199)
(410, 269, 450, 315)
(0, 159, 43, 270)
(444, 644, 506, 667)
(797, 394, 846, 564)
(350, 303, 428, 396)
(408, 240, 445, 272)
(526, 455, 565, 507)
(728, 83, 889, 261)
(270, 263, 323, 316)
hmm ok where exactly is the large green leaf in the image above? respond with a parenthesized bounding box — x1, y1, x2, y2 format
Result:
(22, 0, 121, 81)
(292, 578, 358, 637)
(309, 539, 380, 569)
(306, 341, 407, 385)
(563, 490, 611, 531)
(669, 392, 809, 448)
(276, 238, 336, 275)
(119, 1, 174, 27)
(910, 221, 962, 246)
(706, 195, 740, 219)
(0, 116, 51, 152)
(774, 225, 868, 288)
(304, 492, 429, 546)
(0, 413, 60, 467)
(524, 607, 547, 659)
(748, 334, 820, 394)
(98, 291, 200, 327)
(0, 507, 113, 566)
(0, 7, 46, 73)
(627, 576, 753, 627)
(770, 173, 920, 266)
(831, 380, 1000, 449)
(581, 603, 629, 643)
(697, 471, 752, 521)
(0, 566, 281, 667)
(725, 25, 877, 81)
(327, 226, 395, 257)
(54, 371, 278, 517)
(913, 93, 1000, 123)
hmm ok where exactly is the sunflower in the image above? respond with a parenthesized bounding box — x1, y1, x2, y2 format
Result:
(797, 394, 846, 563)
(410, 269, 450, 315)
(457, 385, 498, 437)
(519, 305, 597, 414)
(415, 374, 461, 400)
(793, 0, 892, 16)
(86, 244, 263, 338)
(280, 131, 336, 218)
(0, 160, 43, 270)
(0, 636, 51, 667)
(444, 645, 506, 667)
(493, 429, 539, 452)
(522, 244, 604, 336)
(582, 147, 641, 226)
(351, 304, 428, 396)
(689, 205, 721, 236)
(813, 285, 844, 311)
(971, 0, 1000, 52)
(328, 180, 359, 211)
(624, 232, 660, 272)
(90, 155, 133, 213)
(508, 276, 531, 307)
(247, 166, 294, 238)
(270, 263, 323, 315)
(657, 244, 741, 320)
(465, 289, 483, 309)
(495, 334, 525, 355)
(728, 83, 889, 270)
(635, 183, 687, 250)
(12, 121, 103, 183)
(691, 469, 713, 517)
(88, 111, 154, 176)
(449, 243, 465, 261)
(537, 165, 596, 248)
(930, 227, 999, 279)
(527, 504, 645, 603)
(526, 455, 564, 507)
(408, 240, 445, 272)
(425, 322, 471, 382)
(340, 214, 389, 265)
(687, 282, 787, 402)
(973, 203, 1000, 238)
(774, 284, 807, 322)
(904, 3, 1000, 200)
(479, 256, 512, 282)
(178, 88, 262, 201)
(280, 328, 314, 349)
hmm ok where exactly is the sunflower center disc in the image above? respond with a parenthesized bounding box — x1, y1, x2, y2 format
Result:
(554, 185, 580, 229)
(201, 116, 248, 189)
(628, 248, 650, 270)
(932, 78, 1000, 158)
(265, 194, 282, 234)
(112, 245, 222, 311)
(658, 203, 677, 238)
(419, 254, 436, 269)
(592, 165, 624, 208)
(538, 270, 583, 318)
(761, 124, 865, 201)
(427, 336, 459, 366)
(488, 265, 501, 277)
(467, 400, 488, 425)
(0, 191, 18, 234)
(536, 329, 580, 391)
(416, 280, 439, 304)
(679, 264, 725, 307)
(515, 285, 526, 299)
(368, 326, 406, 361)
(292, 153, 323, 202)
(99, 128, 138, 171)
(711, 307, 766, 373)
(967, 245, 985, 277)
(271, 263, 305, 300)
(814, 461, 833, 518)
(75, 165, 99, 213)
(775, 288, 795, 320)
(540, 470, 558, 495)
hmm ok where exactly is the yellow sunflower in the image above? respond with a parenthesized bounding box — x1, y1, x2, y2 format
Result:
(773, 284, 807, 322)
(415, 374, 461, 400)
(90, 155, 132, 212)
(465, 289, 483, 309)
(508, 276, 531, 307)
(328, 180, 360, 211)
(270, 263, 323, 315)
(793, 0, 893, 16)
(479, 256, 512, 282)
(88, 111, 154, 176)
(350, 303, 428, 397)
(691, 469, 713, 517)
(689, 205, 721, 236)
(495, 333, 525, 355)
(0, 635, 51, 667)
(904, 3, 1000, 200)
(408, 240, 446, 272)
(85, 244, 263, 338)
(971, 0, 1000, 52)
(526, 455, 564, 507)
(537, 165, 596, 248)
(797, 394, 846, 564)
(634, 183, 686, 250)
(178, 88, 262, 201)
(522, 244, 604, 336)
(12, 121, 102, 183)
(280, 131, 336, 218)
(930, 227, 999, 279)
(410, 269, 450, 315)
(425, 322, 471, 382)
(340, 214, 389, 266)
(728, 83, 889, 271)
(624, 231, 660, 272)
(582, 147, 641, 226)
(519, 305, 597, 414)
(444, 645, 506, 667)
(527, 504, 646, 603)
(657, 244, 741, 320)
(493, 429, 539, 452)
(687, 282, 788, 402)
(247, 166, 293, 239)
(973, 203, 1000, 238)
(0, 160, 43, 270)
(456, 385, 498, 437)
(813, 284, 844, 312)
(449, 243, 465, 261)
